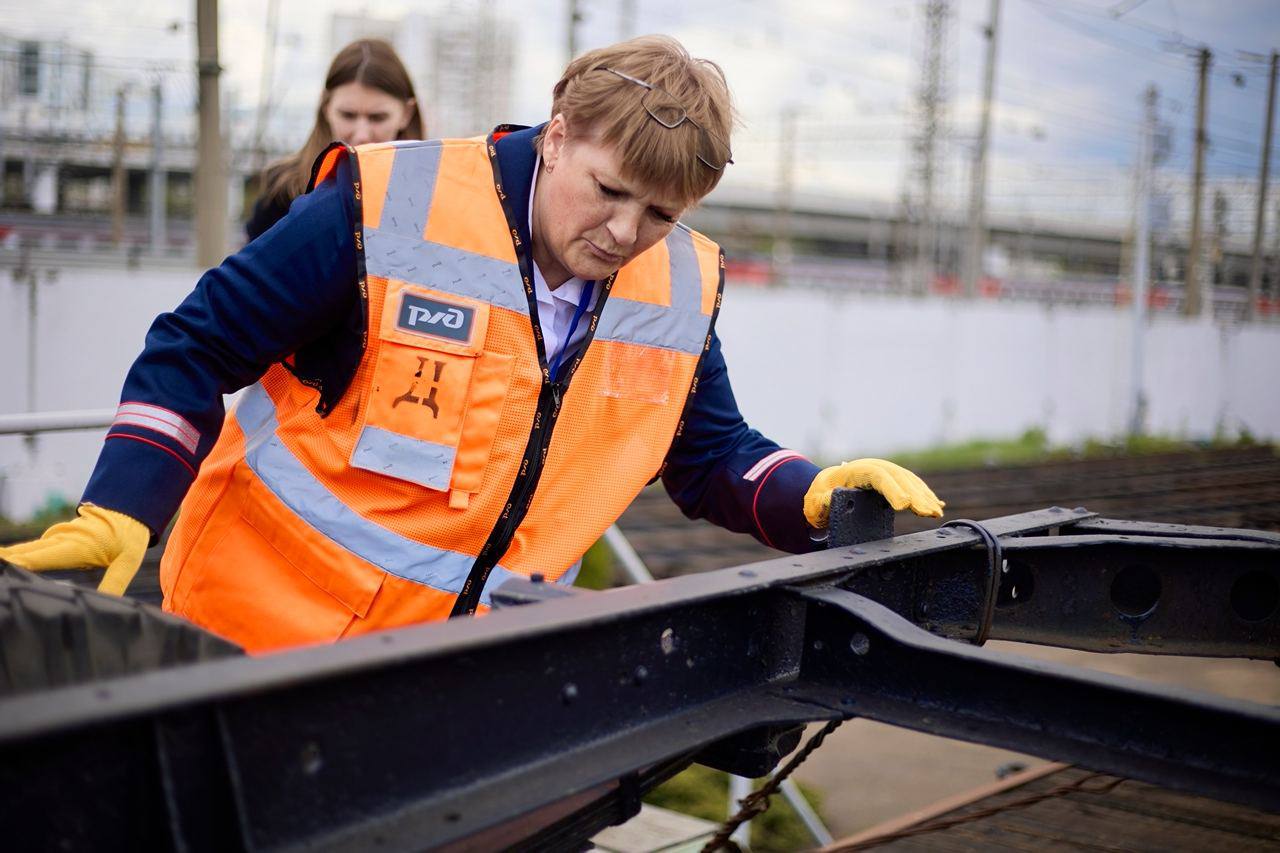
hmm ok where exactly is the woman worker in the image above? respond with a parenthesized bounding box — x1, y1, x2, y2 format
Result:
(1, 36, 943, 653)
(246, 38, 423, 240)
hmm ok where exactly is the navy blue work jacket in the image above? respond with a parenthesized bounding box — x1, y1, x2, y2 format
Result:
(83, 126, 823, 555)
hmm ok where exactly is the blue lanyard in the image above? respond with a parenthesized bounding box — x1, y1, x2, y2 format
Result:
(550, 280, 595, 382)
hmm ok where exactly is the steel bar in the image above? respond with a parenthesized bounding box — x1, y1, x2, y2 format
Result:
(1063, 517, 1280, 545)
(782, 773, 835, 846)
(727, 774, 753, 847)
(0, 568, 833, 851)
(604, 522, 658, 586)
(838, 518, 1280, 659)
(990, 534, 1279, 656)
(794, 586, 1280, 811)
(0, 506, 1276, 851)
(602, 522, 833, 845)
(0, 408, 112, 435)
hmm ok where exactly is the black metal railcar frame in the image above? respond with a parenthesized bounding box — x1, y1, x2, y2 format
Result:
(0, 496, 1277, 851)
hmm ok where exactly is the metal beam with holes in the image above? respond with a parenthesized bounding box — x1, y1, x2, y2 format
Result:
(0, 496, 1276, 851)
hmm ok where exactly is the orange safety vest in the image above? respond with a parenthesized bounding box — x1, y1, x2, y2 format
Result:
(159, 135, 724, 653)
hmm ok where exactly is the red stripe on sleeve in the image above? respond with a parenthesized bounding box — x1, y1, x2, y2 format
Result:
(105, 432, 198, 478)
(750, 455, 805, 549)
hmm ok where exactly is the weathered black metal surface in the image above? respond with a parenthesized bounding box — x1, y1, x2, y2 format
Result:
(794, 587, 1280, 811)
(1063, 517, 1280, 545)
(828, 488, 896, 546)
(693, 723, 806, 779)
(834, 507, 1280, 658)
(0, 505, 1276, 851)
(989, 534, 1279, 655)
(688, 488, 892, 778)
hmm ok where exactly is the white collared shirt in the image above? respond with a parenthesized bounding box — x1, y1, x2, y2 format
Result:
(529, 155, 599, 371)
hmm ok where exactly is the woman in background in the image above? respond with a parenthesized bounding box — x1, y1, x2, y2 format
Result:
(246, 38, 424, 240)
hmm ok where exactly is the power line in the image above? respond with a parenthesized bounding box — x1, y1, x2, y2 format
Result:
(1022, 0, 1192, 71)
(996, 72, 1141, 119)
(0, 47, 189, 74)
(1022, 0, 1266, 85)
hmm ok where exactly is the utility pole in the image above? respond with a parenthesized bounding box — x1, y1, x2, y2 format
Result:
(1269, 199, 1280, 295)
(1248, 50, 1278, 320)
(773, 105, 798, 287)
(1211, 189, 1227, 286)
(963, 0, 1000, 298)
(911, 0, 951, 295)
(1183, 47, 1211, 317)
(110, 85, 128, 247)
(567, 0, 581, 64)
(1130, 85, 1158, 437)
(195, 0, 227, 268)
(251, 0, 281, 175)
(149, 80, 167, 252)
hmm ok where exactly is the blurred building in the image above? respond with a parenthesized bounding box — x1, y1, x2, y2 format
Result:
(0, 34, 95, 124)
(1, 33, 102, 214)
(0, 29, 1268, 311)
(0, 31, 278, 253)
(331, 6, 515, 139)
(687, 184, 1266, 314)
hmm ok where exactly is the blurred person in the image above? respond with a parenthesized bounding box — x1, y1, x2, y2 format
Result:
(1, 35, 942, 653)
(246, 38, 423, 241)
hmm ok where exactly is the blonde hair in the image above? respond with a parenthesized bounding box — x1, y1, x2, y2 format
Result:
(542, 35, 737, 205)
(259, 39, 423, 210)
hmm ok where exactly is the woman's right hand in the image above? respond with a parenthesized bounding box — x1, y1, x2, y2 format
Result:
(0, 505, 151, 596)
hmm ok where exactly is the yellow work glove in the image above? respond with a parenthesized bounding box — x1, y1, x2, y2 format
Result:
(0, 505, 150, 596)
(804, 458, 945, 528)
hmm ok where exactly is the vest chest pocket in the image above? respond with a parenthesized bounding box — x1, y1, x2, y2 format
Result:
(352, 283, 513, 504)
(601, 342, 675, 405)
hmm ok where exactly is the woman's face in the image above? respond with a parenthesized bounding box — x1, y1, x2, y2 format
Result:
(324, 82, 415, 146)
(533, 115, 688, 288)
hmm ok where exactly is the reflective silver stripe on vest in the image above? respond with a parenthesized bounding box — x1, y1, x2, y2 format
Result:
(377, 143, 442, 241)
(593, 227, 709, 354)
(235, 383, 513, 605)
(666, 226, 703, 313)
(592, 299, 709, 354)
(478, 557, 580, 604)
(351, 424, 455, 491)
(364, 141, 528, 315)
(364, 229, 528, 315)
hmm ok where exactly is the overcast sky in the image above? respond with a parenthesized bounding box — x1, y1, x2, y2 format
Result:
(4, 0, 1279, 234)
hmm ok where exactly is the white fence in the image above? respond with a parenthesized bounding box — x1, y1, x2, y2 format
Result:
(718, 288, 1279, 461)
(2, 264, 1278, 521)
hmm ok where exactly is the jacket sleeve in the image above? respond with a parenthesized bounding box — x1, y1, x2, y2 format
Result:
(660, 331, 824, 554)
(81, 158, 361, 537)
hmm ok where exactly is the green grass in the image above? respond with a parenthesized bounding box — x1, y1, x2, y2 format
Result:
(0, 495, 76, 544)
(574, 537, 615, 590)
(880, 427, 1271, 473)
(644, 763, 825, 852)
(886, 427, 1055, 471)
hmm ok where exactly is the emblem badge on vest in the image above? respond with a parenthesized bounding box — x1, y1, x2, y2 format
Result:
(393, 357, 445, 417)
(397, 293, 475, 345)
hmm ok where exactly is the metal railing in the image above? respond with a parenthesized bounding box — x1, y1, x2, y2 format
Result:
(0, 409, 113, 435)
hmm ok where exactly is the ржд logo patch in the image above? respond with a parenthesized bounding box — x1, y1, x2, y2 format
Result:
(397, 293, 475, 344)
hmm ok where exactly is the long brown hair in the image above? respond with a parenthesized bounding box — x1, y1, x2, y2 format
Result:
(259, 39, 424, 209)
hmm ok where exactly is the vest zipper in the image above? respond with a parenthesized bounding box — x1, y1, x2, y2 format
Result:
(451, 377, 564, 615)
(451, 132, 613, 617)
